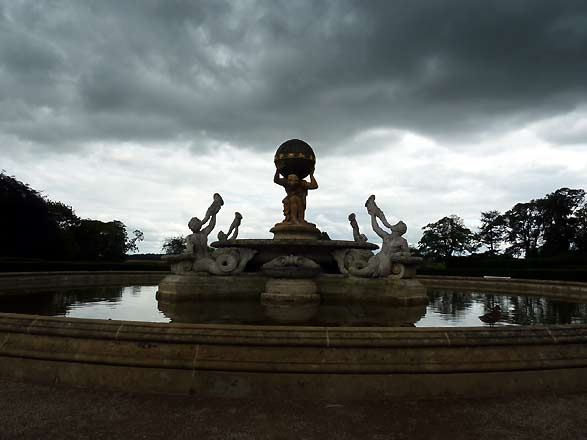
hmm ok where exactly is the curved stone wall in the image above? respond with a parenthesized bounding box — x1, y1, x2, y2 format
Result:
(0, 271, 168, 296)
(419, 275, 587, 302)
(0, 272, 586, 399)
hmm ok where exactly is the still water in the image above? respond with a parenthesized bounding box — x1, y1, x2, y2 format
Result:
(1, 285, 586, 327)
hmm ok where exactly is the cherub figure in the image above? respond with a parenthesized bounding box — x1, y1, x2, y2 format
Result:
(274, 170, 318, 224)
(185, 194, 223, 257)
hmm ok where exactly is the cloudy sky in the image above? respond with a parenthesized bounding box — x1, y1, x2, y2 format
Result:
(2, 0, 587, 252)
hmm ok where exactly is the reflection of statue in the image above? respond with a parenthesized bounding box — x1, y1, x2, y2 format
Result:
(348, 213, 368, 242)
(218, 212, 243, 241)
(274, 170, 318, 224)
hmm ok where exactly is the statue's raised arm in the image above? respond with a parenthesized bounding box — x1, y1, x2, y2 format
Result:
(370, 212, 387, 239)
(273, 169, 287, 187)
(305, 172, 318, 190)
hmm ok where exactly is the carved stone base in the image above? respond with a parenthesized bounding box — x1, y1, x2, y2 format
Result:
(270, 223, 322, 240)
(157, 273, 427, 305)
(261, 278, 320, 305)
(157, 273, 265, 302)
(319, 275, 428, 305)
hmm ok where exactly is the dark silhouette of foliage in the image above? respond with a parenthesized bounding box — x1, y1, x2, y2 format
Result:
(476, 210, 507, 255)
(0, 171, 59, 258)
(418, 215, 476, 259)
(125, 230, 144, 254)
(504, 201, 545, 257)
(73, 220, 127, 261)
(1, 171, 143, 260)
(540, 188, 585, 256)
(574, 205, 587, 253)
(162, 236, 186, 255)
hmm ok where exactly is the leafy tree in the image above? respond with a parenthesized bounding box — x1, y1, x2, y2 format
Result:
(418, 215, 476, 259)
(1, 171, 143, 260)
(0, 171, 58, 258)
(162, 236, 186, 255)
(540, 188, 585, 256)
(573, 204, 587, 253)
(504, 201, 544, 257)
(476, 210, 507, 255)
(72, 220, 128, 261)
(125, 229, 144, 254)
(47, 201, 80, 230)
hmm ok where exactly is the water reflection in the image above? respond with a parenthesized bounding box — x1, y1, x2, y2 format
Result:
(0, 285, 167, 322)
(0, 285, 586, 327)
(158, 299, 426, 326)
(422, 289, 587, 327)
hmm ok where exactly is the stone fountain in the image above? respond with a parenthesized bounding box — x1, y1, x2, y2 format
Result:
(157, 139, 427, 310)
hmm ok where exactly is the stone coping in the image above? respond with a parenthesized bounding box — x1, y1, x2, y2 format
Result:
(0, 271, 169, 296)
(418, 275, 587, 302)
(0, 312, 586, 398)
(211, 238, 378, 250)
(0, 312, 586, 350)
(418, 275, 587, 288)
(0, 270, 171, 277)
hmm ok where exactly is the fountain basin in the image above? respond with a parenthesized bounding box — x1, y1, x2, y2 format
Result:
(1, 272, 587, 400)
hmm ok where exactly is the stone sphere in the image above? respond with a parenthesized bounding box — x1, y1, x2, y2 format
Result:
(274, 139, 316, 179)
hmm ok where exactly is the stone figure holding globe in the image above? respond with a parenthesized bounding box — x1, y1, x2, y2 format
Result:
(269, 139, 323, 240)
(273, 170, 318, 224)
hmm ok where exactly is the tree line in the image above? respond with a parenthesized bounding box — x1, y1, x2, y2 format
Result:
(0, 172, 143, 261)
(418, 187, 587, 260)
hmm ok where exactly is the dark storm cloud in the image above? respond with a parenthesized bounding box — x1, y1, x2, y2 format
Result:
(1, 0, 587, 153)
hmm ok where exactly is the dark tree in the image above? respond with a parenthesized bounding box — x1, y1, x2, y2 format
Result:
(73, 220, 128, 261)
(46, 200, 82, 259)
(0, 172, 58, 258)
(573, 204, 587, 253)
(418, 215, 476, 259)
(504, 201, 544, 257)
(476, 210, 507, 255)
(162, 236, 186, 255)
(125, 229, 144, 254)
(540, 188, 585, 256)
(47, 201, 80, 230)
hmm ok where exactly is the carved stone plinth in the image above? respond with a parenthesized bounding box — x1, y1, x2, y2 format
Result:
(261, 278, 320, 305)
(260, 255, 321, 305)
(156, 273, 266, 302)
(270, 223, 322, 240)
(319, 275, 428, 306)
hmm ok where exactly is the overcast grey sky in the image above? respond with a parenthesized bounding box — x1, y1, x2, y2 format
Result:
(2, 0, 587, 252)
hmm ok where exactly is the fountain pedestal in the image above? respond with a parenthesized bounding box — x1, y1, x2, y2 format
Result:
(269, 223, 322, 240)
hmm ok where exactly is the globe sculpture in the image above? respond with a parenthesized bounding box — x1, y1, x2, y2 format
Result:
(274, 138, 316, 179)
(272, 139, 320, 239)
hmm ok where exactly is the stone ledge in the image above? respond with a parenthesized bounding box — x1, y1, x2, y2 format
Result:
(0, 271, 169, 295)
(418, 276, 587, 301)
(0, 313, 586, 398)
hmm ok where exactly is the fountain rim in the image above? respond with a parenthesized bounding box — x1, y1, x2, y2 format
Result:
(210, 238, 379, 250)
